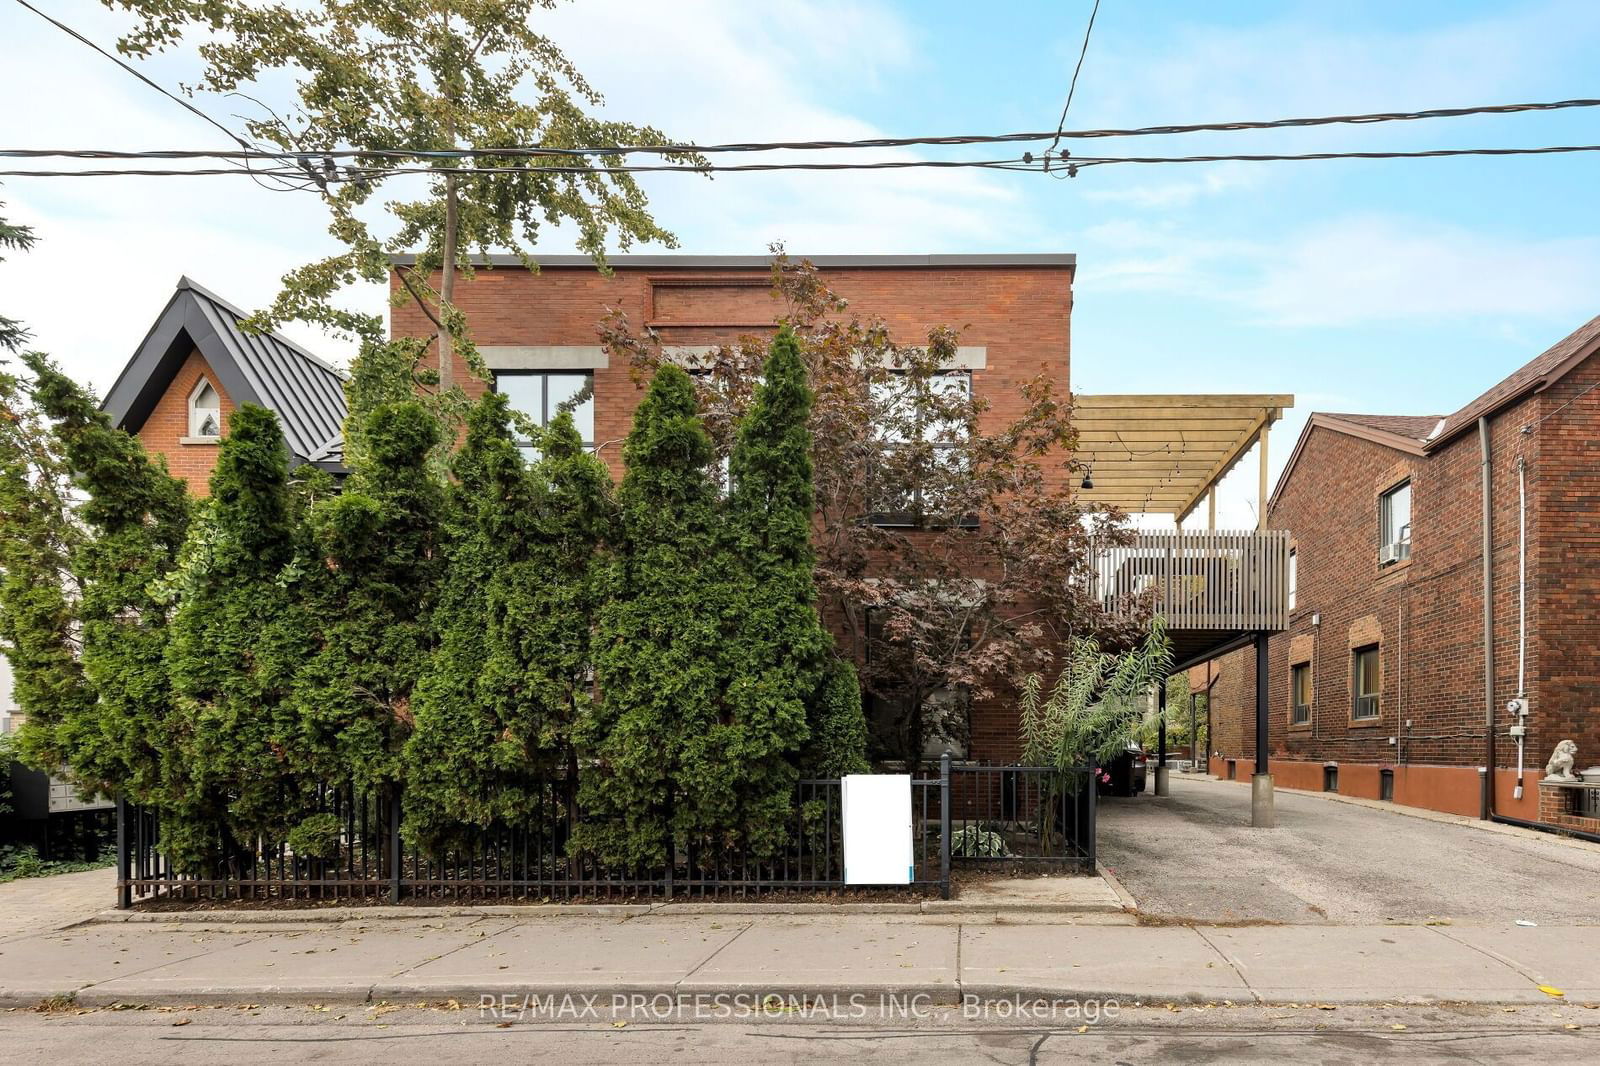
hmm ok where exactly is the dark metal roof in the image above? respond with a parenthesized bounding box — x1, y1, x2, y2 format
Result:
(389, 252, 1077, 269)
(102, 278, 348, 469)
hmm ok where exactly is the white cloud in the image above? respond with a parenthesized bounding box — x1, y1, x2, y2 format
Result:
(0, 0, 1028, 395)
(1243, 216, 1600, 327)
(1078, 214, 1600, 327)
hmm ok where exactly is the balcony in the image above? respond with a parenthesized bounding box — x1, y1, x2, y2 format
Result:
(1090, 528, 1293, 669)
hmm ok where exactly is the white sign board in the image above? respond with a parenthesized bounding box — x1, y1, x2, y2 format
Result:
(841, 773, 913, 885)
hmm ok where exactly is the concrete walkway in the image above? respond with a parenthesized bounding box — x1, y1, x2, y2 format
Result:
(1, 911, 1596, 1009)
(1099, 774, 1600, 924)
(0, 867, 114, 943)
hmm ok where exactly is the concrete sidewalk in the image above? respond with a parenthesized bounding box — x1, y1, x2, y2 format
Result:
(2, 911, 1596, 1010)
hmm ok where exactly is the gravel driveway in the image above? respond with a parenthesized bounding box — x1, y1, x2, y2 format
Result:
(1098, 775, 1600, 924)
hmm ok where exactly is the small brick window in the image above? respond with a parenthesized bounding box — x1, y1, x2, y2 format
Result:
(188, 379, 221, 438)
(1380, 768, 1395, 801)
(1352, 645, 1381, 720)
(1379, 481, 1412, 566)
(1323, 764, 1339, 792)
(1290, 662, 1311, 725)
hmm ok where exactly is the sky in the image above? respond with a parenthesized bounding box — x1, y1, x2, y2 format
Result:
(2, 0, 1598, 526)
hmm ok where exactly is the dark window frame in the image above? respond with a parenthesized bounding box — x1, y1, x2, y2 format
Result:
(491, 370, 596, 453)
(867, 369, 977, 529)
(1351, 643, 1381, 720)
(1290, 661, 1312, 726)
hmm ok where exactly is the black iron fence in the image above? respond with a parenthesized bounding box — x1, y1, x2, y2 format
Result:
(117, 757, 1094, 907)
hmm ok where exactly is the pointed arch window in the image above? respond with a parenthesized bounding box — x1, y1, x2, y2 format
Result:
(189, 379, 222, 438)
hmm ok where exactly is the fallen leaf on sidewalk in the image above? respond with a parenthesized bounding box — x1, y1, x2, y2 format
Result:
(171, 1018, 191, 1027)
(1539, 986, 1565, 998)
(612, 1021, 627, 1029)
(1390, 1024, 1406, 1031)
(1076, 1025, 1088, 1034)
(1566, 1024, 1582, 1030)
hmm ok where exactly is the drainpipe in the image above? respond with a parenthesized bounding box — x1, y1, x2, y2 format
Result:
(1478, 416, 1496, 821)
(1514, 456, 1527, 801)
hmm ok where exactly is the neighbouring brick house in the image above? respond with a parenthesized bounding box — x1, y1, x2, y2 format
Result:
(101, 276, 349, 493)
(1201, 314, 1600, 830)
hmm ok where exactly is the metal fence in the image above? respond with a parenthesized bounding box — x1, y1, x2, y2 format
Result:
(116, 757, 1095, 907)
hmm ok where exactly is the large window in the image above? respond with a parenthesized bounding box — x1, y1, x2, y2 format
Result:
(494, 371, 595, 458)
(868, 370, 972, 525)
(1379, 481, 1411, 565)
(1290, 662, 1311, 725)
(1352, 645, 1380, 720)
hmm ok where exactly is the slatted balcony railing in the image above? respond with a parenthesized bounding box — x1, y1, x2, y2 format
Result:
(1089, 529, 1292, 633)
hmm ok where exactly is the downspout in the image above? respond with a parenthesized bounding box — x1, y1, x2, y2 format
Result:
(1478, 416, 1496, 820)
(1514, 456, 1527, 801)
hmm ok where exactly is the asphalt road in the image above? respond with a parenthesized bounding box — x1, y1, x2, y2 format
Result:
(1098, 775, 1600, 924)
(2, 1004, 1595, 1064)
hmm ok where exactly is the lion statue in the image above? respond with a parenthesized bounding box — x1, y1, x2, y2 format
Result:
(1544, 739, 1580, 782)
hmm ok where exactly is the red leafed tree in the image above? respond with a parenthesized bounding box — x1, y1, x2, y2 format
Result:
(600, 250, 1144, 764)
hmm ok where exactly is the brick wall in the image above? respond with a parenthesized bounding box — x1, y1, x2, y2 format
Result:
(1203, 350, 1600, 818)
(135, 348, 233, 495)
(391, 260, 1075, 763)
(390, 263, 1074, 489)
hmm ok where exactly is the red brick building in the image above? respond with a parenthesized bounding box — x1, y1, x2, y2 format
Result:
(387, 254, 1075, 491)
(1202, 315, 1600, 830)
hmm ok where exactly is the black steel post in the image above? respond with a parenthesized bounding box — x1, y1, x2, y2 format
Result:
(387, 787, 402, 903)
(1157, 678, 1167, 768)
(938, 753, 951, 900)
(1255, 631, 1270, 775)
(115, 796, 131, 910)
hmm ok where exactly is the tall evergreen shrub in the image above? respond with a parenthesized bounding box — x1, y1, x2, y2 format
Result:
(16, 354, 189, 799)
(163, 405, 313, 863)
(296, 398, 443, 794)
(577, 365, 732, 866)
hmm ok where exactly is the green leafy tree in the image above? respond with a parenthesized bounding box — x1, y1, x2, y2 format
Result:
(296, 399, 444, 794)
(109, 0, 701, 391)
(576, 365, 731, 867)
(0, 201, 36, 352)
(12, 354, 189, 799)
(162, 405, 315, 866)
(712, 327, 864, 851)
(1019, 617, 1174, 773)
(0, 360, 90, 778)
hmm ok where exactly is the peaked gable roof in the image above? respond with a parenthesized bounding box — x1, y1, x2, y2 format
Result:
(1268, 309, 1600, 514)
(103, 278, 347, 469)
(1428, 312, 1600, 446)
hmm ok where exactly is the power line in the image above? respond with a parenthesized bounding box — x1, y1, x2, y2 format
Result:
(1047, 0, 1104, 159)
(4, 142, 1600, 179)
(11, 0, 314, 193)
(5, 98, 1599, 164)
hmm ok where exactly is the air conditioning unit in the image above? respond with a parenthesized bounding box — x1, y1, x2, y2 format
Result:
(1378, 540, 1411, 566)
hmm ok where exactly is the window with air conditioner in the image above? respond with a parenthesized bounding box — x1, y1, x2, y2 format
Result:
(1379, 481, 1411, 566)
(1291, 662, 1311, 725)
(1352, 644, 1380, 720)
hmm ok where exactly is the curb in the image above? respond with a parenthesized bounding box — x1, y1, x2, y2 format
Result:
(1094, 862, 1139, 913)
(88, 899, 1125, 925)
(7, 982, 1582, 1012)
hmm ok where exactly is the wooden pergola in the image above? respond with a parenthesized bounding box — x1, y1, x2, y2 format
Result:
(1071, 394, 1293, 523)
